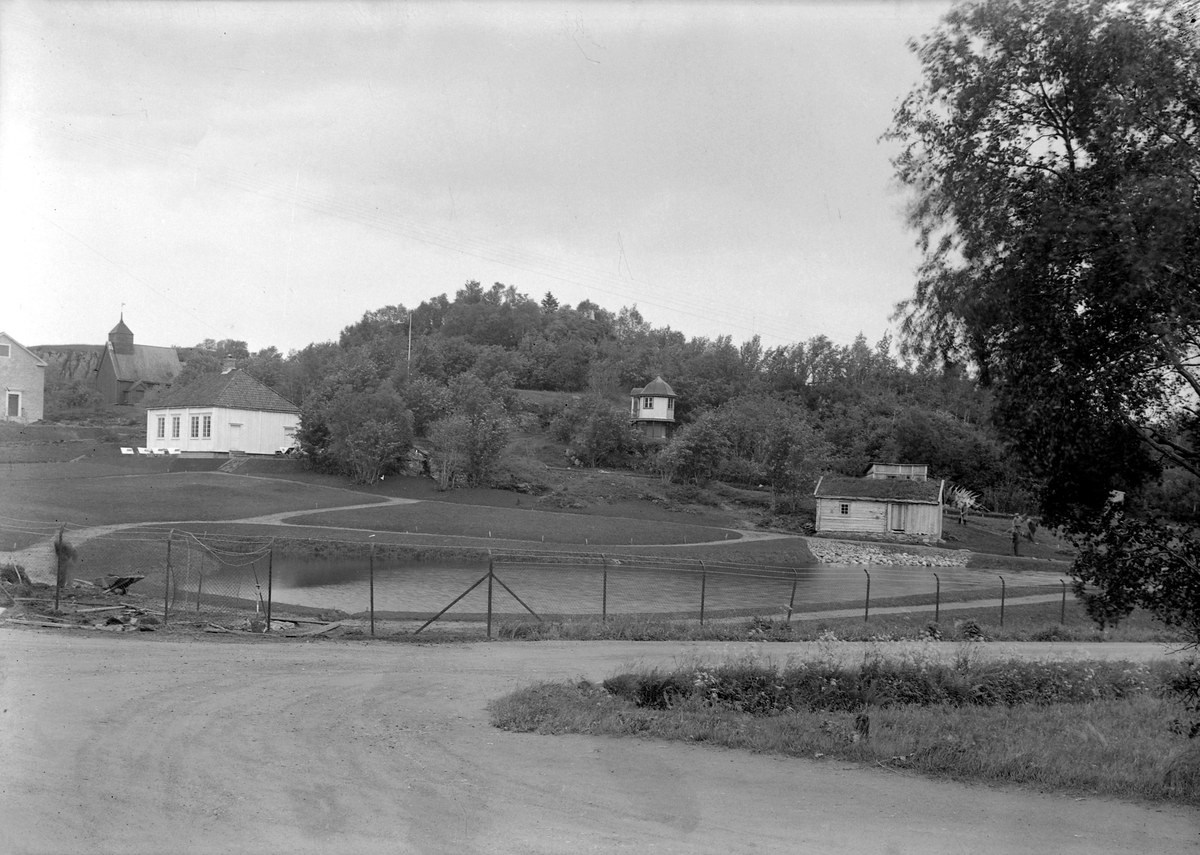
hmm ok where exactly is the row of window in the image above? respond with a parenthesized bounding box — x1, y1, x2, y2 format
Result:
(155, 414, 211, 440)
(632, 397, 675, 412)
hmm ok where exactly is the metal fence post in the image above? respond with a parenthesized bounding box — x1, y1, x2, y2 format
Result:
(54, 525, 65, 612)
(863, 568, 871, 622)
(369, 543, 375, 637)
(266, 548, 273, 631)
(699, 560, 707, 625)
(998, 574, 1006, 627)
(163, 530, 172, 627)
(601, 554, 608, 623)
(786, 569, 798, 623)
(486, 557, 494, 638)
(1061, 579, 1067, 624)
(933, 572, 940, 622)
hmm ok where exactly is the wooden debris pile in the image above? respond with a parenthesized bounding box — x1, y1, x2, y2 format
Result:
(4, 601, 162, 632)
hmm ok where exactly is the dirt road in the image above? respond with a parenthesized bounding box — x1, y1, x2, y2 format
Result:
(0, 630, 1195, 854)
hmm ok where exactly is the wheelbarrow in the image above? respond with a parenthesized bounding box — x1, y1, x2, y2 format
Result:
(99, 575, 145, 596)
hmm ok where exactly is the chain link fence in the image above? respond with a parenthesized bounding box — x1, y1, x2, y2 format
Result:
(1, 522, 1067, 633)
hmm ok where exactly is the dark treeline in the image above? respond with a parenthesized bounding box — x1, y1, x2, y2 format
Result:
(168, 280, 1042, 512)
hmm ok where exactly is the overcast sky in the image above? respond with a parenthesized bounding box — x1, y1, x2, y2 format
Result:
(1, 0, 951, 355)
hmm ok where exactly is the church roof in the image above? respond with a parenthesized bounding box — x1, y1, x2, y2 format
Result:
(631, 376, 676, 398)
(109, 318, 133, 337)
(106, 344, 182, 384)
(153, 368, 299, 414)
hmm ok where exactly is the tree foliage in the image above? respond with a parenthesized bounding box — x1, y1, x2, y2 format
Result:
(888, 0, 1200, 521)
(300, 386, 414, 484)
(889, 0, 1200, 641)
(1071, 504, 1200, 644)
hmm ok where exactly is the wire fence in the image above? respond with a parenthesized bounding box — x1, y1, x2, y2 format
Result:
(0, 522, 1070, 634)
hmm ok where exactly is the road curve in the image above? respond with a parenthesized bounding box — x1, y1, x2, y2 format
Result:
(0, 630, 1195, 855)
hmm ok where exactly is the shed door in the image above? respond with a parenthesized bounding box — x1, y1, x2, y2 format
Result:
(229, 424, 243, 452)
(888, 503, 905, 532)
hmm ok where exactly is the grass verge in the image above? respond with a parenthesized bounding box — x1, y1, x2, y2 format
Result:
(489, 652, 1200, 805)
(494, 599, 1188, 644)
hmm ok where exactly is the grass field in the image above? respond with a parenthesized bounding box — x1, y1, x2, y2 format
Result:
(0, 469, 386, 529)
(281, 500, 743, 546)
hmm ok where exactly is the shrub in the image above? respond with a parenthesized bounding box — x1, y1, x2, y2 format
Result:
(603, 655, 1169, 717)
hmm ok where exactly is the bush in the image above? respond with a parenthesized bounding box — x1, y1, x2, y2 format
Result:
(602, 655, 1167, 716)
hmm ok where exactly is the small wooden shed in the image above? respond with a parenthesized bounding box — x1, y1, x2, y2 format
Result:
(813, 473, 944, 541)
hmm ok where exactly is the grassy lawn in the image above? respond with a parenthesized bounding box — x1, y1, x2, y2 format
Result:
(281, 501, 743, 546)
(489, 652, 1200, 806)
(0, 467, 386, 528)
(939, 510, 1075, 560)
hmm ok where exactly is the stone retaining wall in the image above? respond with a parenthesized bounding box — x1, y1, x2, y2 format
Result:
(805, 538, 969, 567)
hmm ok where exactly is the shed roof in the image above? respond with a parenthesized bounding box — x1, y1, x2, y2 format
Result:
(153, 368, 299, 414)
(107, 344, 182, 384)
(814, 476, 943, 504)
(631, 376, 676, 398)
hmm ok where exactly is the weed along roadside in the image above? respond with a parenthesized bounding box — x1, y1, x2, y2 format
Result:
(489, 645, 1200, 808)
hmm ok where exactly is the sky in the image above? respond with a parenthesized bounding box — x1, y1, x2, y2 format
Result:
(0, 0, 952, 355)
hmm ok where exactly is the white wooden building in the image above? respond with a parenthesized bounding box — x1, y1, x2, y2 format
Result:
(0, 332, 47, 424)
(145, 368, 299, 456)
(630, 376, 676, 442)
(814, 471, 944, 541)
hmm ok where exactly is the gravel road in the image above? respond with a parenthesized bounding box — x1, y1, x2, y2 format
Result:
(0, 629, 1195, 854)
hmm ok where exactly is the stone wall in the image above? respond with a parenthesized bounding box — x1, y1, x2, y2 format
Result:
(805, 537, 969, 567)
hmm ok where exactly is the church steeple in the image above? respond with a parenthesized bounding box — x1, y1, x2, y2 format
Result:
(108, 314, 134, 356)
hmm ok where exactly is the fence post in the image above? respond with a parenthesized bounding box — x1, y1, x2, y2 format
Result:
(486, 557, 494, 639)
(998, 575, 1006, 627)
(54, 525, 65, 612)
(786, 569, 798, 623)
(1060, 579, 1067, 624)
(601, 554, 608, 623)
(699, 560, 707, 625)
(933, 572, 940, 622)
(266, 548, 273, 631)
(369, 543, 375, 637)
(163, 530, 172, 627)
(863, 568, 871, 622)
(196, 574, 203, 612)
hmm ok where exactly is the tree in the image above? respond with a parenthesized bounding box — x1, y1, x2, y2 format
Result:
(656, 413, 731, 486)
(427, 373, 512, 487)
(887, 0, 1200, 521)
(301, 386, 414, 484)
(888, 0, 1200, 642)
(1071, 503, 1200, 644)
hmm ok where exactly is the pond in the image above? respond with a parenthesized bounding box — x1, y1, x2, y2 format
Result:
(201, 555, 1020, 619)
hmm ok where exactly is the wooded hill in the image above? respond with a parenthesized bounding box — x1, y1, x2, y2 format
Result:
(50, 281, 1034, 516)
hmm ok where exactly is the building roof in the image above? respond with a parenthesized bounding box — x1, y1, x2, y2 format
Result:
(814, 476, 943, 504)
(0, 332, 49, 367)
(631, 376, 676, 398)
(109, 318, 133, 337)
(152, 368, 299, 413)
(106, 343, 182, 384)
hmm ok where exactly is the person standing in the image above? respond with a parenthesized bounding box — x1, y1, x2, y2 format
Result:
(1010, 514, 1022, 556)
